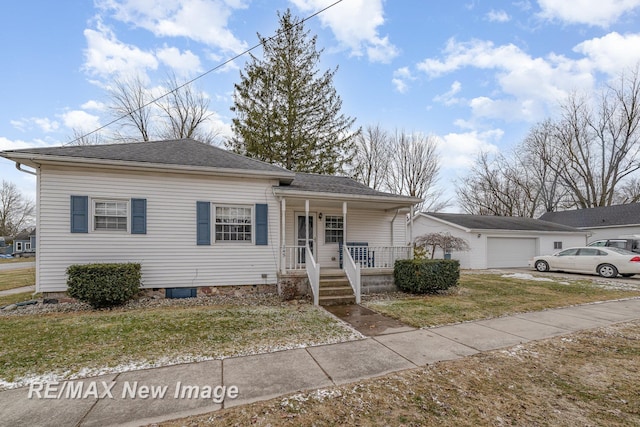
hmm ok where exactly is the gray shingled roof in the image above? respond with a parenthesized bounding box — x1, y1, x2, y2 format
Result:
(277, 172, 419, 200)
(539, 203, 640, 228)
(425, 212, 583, 232)
(1, 138, 292, 175)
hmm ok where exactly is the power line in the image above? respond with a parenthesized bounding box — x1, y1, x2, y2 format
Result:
(66, 0, 344, 146)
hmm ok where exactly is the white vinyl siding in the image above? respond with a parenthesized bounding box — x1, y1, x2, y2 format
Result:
(36, 165, 280, 292)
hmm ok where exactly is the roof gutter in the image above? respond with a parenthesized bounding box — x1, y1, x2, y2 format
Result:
(15, 162, 37, 176)
(0, 153, 295, 183)
(272, 188, 422, 205)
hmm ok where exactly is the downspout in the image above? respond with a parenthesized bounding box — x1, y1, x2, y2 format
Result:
(16, 163, 37, 176)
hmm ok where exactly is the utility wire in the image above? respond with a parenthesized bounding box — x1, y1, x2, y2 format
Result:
(66, 0, 344, 146)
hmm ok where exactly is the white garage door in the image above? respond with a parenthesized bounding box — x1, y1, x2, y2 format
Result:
(487, 237, 537, 268)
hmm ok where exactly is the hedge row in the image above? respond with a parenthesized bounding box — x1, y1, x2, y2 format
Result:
(67, 263, 141, 308)
(394, 259, 459, 294)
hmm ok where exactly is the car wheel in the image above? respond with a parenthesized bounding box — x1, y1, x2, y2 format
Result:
(598, 264, 618, 278)
(621, 274, 635, 278)
(535, 260, 550, 272)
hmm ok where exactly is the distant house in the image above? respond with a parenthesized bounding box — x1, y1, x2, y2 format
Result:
(0, 139, 420, 304)
(12, 228, 36, 257)
(540, 204, 640, 243)
(412, 212, 587, 269)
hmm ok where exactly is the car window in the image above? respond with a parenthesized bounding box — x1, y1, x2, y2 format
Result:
(578, 248, 604, 256)
(588, 240, 607, 247)
(605, 247, 637, 255)
(608, 240, 628, 249)
(557, 248, 579, 256)
(633, 240, 640, 251)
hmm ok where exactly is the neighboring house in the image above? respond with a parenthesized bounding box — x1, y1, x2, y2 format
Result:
(0, 139, 420, 304)
(540, 204, 640, 243)
(412, 212, 588, 269)
(11, 228, 36, 257)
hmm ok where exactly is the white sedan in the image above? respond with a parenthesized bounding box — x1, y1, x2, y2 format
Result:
(529, 246, 640, 278)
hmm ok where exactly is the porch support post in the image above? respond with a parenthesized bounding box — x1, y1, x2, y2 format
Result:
(410, 204, 415, 258)
(342, 201, 347, 245)
(305, 199, 309, 247)
(280, 198, 286, 273)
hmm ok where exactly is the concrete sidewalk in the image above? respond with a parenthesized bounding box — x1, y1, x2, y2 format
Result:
(2, 298, 640, 427)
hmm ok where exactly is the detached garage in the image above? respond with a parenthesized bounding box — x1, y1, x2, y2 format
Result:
(411, 213, 588, 270)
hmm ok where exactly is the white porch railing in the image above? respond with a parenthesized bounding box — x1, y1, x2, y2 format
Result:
(343, 246, 361, 304)
(305, 243, 320, 306)
(283, 245, 307, 270)
(345, 245, 413, 269)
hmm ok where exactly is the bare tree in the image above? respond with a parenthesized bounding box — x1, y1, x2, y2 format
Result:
(67, 128, 105, 146)
(351, 124, 390, 190)
(543, 68, 640, 208)
(386, 130, 448, 211)
(157, 73, 213, 141)
(107, 74, 154, 142)
(414, 232, 470, 259)
(0, 180, 35, 237)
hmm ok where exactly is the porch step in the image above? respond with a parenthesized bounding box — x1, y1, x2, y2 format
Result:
(318, 271, 355, 305)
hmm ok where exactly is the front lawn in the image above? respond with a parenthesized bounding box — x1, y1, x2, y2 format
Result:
(0, 300, 360, 386)
(0, 292, 38, 307)
(0, 267, 35, 291)
(364, 273, 640, 327)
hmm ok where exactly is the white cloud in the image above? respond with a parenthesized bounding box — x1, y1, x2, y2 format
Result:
(95, 0, 248, 53)
(10, 118, 60, 133)
(416, 38, 595, 122)
(486, 9, 510, 22)
(574, 32, 640, 75)
(156, 46, 202, 77)
(537, 0, 640, 27)
(392, 67, 415, 93)
(81, 100, 108, 111)
(290, 0, 399, 63)
(0, 136, 34, 151)
(83, 20, 158, 79)
(433, 81, 463, 106)
(437, 129, 502, 169)
(60, 110, 102, 132)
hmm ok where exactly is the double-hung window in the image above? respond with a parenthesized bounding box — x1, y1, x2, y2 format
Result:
(215, 206, 252, 242)
(94, 200, 128, 231)
(324, 215, 344, 243)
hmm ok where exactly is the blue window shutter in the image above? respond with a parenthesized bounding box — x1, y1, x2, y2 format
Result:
(255, 203, 268, 246)
(131, 198, 147, 234)
(196, 201, 211, 245)
(70, 196, 88, 233)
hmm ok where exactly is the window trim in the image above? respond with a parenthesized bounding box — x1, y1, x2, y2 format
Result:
(553, 241, 563, 250)
(15, 242, 23, 252)
(92, 199, 129, 232)
(213, 204, 254, 244)
(324, 215, 344, 244)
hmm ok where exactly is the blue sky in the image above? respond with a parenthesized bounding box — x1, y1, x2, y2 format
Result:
(2, 0, 640, 211)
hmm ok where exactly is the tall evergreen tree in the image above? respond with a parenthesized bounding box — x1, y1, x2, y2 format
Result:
(228, 9, 357, 174)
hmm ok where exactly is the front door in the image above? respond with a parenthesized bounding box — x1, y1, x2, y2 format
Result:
(296, 213, 316, 264)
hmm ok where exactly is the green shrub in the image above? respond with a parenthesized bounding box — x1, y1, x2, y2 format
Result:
(394, 259, 459, 294)
(66, 263, 141, 308)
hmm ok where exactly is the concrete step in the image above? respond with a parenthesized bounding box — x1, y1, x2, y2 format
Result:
(319, 294, 356, 306)
(319, 286, 354, 297)
(319, 279, 350, 288)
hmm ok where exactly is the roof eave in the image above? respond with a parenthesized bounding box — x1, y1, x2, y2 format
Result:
(1, 152, 295, 182)
(273, 188, 422, 206)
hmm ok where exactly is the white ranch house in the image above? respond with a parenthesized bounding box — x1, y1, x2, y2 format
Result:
(0, 139, 420, 305)
(411, 212, 588, 269)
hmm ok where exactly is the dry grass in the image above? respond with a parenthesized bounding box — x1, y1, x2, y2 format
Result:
(0, 302, 358, 384)
(0, 267, 35, 291)
(364, 273, 640, 327)
(162, 320, 640, 427)
(0, 291, 38, 307)
(0, 256, 35, 264)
